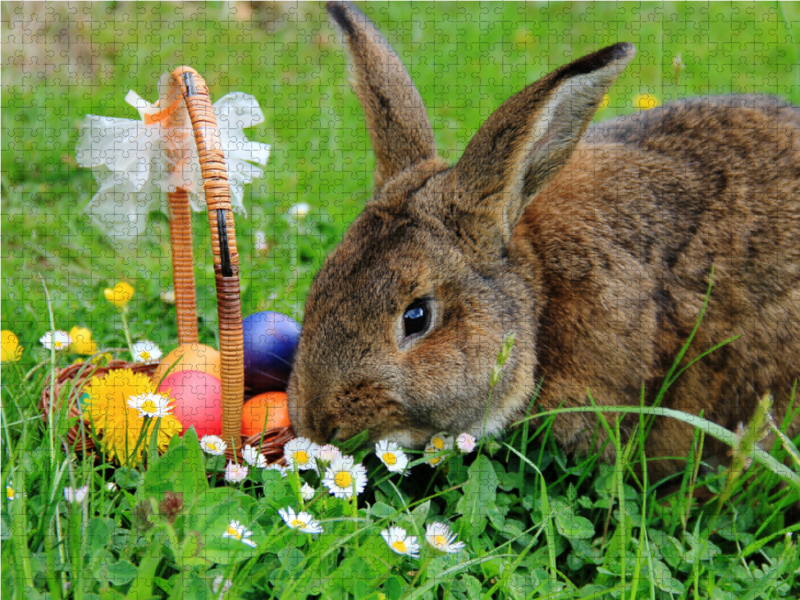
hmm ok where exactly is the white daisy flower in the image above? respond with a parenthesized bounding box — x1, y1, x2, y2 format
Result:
(287, 202, 311, 221)
(6, 486, 27, 502)
(284, 437, 319, 471)
(375, 439, 409, 474)
(278, 506, 323, 534)
(64, 485, 89, 504)
(301, 482, 315, 501)
(200, 435, 227, 456)
(127, 391, 173, 418)
(322, 455, 368, 499)
(316, 444, 342, 463)
(381, 526, 420, 558)
(456, 433, 477, 454)
(315, 443, 342, 474)
(40, 330, 72, 351)
(255, 230, 269, 253)
(105, 481, 118, 492)
(425, 432, 454, 467)
(212, 575, 233, 597)
(224, 461, 248, 483)
(264, 463, 288, 477)
(425, 522, 465, 553)
(241, 444, 268, 469)
(159, 288, 176, 304)
(131, 340, 163, 364)
(222, 520, 257, 548)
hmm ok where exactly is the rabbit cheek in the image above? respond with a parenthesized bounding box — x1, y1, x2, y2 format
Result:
(286, 377, 331, 444)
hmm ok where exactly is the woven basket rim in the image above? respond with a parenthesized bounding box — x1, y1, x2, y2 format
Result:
(40, 359, 293, 464)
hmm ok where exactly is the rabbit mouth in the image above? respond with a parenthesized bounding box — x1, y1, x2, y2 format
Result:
(377, 428, 436, 449)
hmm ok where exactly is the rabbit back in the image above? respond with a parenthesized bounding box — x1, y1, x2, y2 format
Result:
(523, 96, 800, 475)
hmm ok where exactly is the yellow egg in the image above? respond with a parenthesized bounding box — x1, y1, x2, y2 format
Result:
(152, 343, 221, 387)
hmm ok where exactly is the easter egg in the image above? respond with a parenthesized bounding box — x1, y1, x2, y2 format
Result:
(241, 392, 291, 437)
(157, 370, 222, 437)
(152, 343, 221, 387)
(243, 311, 301, 391)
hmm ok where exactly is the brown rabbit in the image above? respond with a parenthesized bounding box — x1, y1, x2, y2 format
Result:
(287, 0, 800, 479)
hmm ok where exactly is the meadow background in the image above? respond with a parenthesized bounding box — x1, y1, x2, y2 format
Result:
(2, 2, 800, 599)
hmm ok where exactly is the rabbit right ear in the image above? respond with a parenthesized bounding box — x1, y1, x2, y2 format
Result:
(326, 1, 438, 191)
(452, 43, 636, 257)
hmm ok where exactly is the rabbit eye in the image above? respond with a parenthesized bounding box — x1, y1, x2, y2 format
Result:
(403, 299, 431, 338)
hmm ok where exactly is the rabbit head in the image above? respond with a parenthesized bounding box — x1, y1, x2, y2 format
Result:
(286, 0, 636, 446)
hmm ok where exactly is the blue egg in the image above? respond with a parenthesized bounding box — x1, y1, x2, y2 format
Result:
(242, 311, 301, 392)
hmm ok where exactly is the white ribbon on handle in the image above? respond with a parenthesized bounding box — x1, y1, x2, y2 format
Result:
(76, 72, 270, 242)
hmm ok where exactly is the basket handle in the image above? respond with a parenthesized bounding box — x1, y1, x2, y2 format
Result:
(168, 189, 199, 344)
(170, 66, 245, 453)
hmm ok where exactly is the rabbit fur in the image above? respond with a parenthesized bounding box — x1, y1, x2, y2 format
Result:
(286, 0, 800, 479)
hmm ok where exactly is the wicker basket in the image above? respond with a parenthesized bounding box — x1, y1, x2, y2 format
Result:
(40, 67, 293, 464)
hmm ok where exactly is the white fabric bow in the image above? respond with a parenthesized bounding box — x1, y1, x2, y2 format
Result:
(76, 73, 270, 242)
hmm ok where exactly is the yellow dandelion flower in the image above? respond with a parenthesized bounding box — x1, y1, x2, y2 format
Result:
(104, 282, 135, 308)
(83, 368, 182, 465)
(1, 331, 23, 362)
(90, 353, 114, 366)
(599, 94, 610, 109)
(634, 93, 659, 110)
(69, 326, 98, 355)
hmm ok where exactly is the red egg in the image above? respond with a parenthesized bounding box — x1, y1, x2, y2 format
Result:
(157, 370, 222, 438)
(241, 392, 291, 437)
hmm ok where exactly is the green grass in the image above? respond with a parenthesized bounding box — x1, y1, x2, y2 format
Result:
(3, 2, 800, 599)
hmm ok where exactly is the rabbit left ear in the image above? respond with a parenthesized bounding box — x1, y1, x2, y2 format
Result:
(326, 1, 438, 191)
(451, 43, 636, 254)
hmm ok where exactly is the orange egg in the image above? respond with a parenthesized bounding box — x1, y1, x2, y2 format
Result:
(241, 392, 291, 436)
(152, 343, 221, 387)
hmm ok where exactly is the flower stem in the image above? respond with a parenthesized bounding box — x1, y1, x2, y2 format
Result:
(352, 483, 358, 549)
(120, 306, 135, 358)
(37, 273, 59, 469)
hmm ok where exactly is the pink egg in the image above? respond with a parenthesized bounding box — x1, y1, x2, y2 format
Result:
(157, 370, 222, 438)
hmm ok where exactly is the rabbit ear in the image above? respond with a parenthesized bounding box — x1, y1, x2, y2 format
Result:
(452, 43, 636, 252)
(326, 1, 438, 191)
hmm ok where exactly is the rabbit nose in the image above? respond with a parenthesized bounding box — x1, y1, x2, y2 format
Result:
(327, 427, 341, 443)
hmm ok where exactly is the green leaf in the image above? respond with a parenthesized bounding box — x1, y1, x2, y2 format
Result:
(368, 501, 397, 520)
(169, 571, 210, 600)
(567, 553, 585, 571)
(461, 574, 481, 598)
(446, 455, 469, 486)
(555, 513, 594, 539)
(569, 539, 604, 565)
(277, 546, 305, 574)
(140, 444, 200, 503)
(181, 427, 207, 488)
(409, 500, 431, 531)
(385, 576, 410, 600)
(189, 489, 266, 565)
(154, 577, 174, 594)
(644, 558, 685, 595)
(87, 517, 116, 557)
(503, 572, 532, 600)
(103, 559, 138, 586)
(340, 429, 369, 454)
(114, 468, 143, 489)
(684, 532, 721, 563)
(456, 454, 499, 538)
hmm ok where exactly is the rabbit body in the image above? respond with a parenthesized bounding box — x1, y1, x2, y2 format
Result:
(287, 1, 800, 478)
